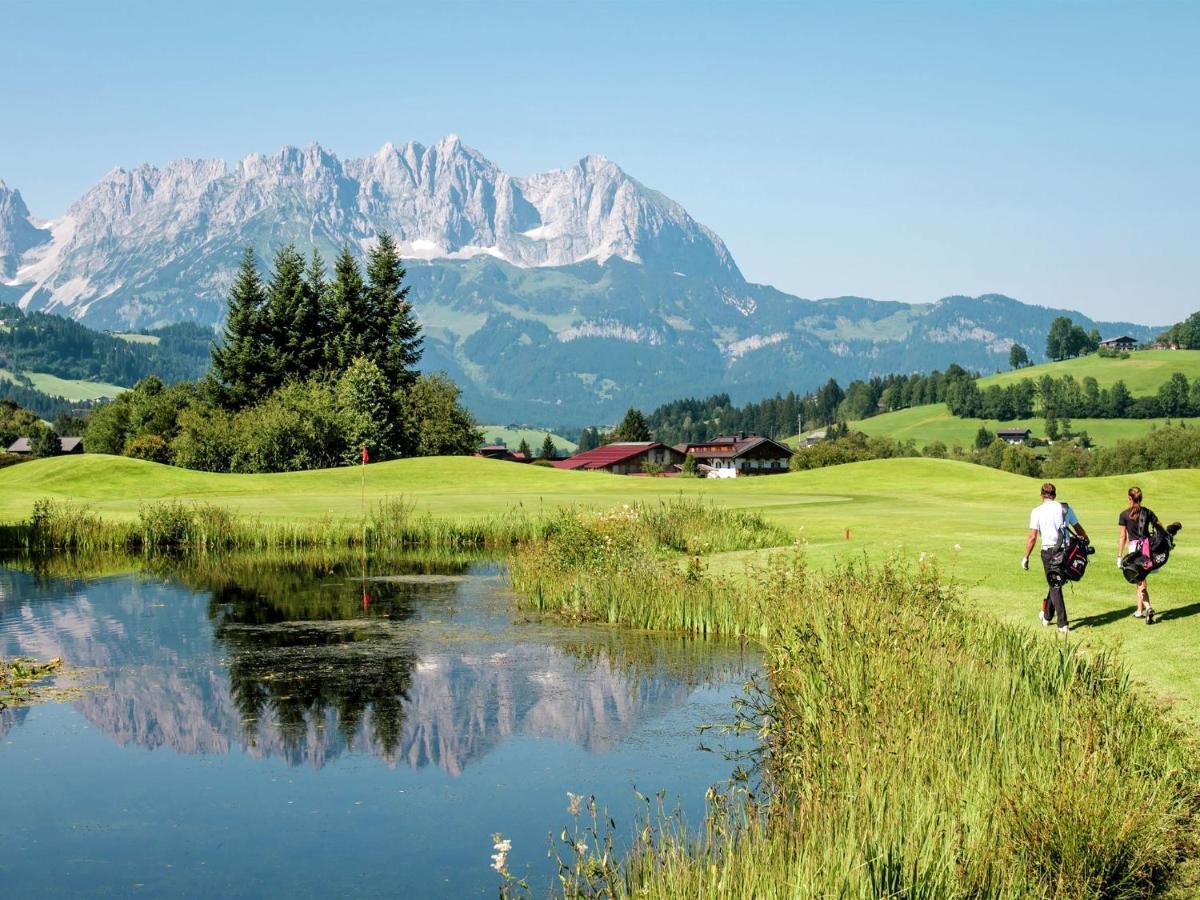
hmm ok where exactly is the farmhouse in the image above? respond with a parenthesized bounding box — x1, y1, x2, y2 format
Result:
(552, 442, 683, 475)
(996, 428, 1031, 445)
(1099, 336, 1138, 352)
(7, 436, 85, 455)
(674, 433, 793, 477)
(474, 444, 532, 463)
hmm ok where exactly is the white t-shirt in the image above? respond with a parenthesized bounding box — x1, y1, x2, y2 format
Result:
(1029, 500, 1078, 549)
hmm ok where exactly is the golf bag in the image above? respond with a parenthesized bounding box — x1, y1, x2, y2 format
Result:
(1046, 503, 1095, 586)
(1121, 518, 1183, 584)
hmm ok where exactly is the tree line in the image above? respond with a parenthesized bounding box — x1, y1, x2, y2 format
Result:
(947, 372, 1200, 422)
(0, 304, 211, 385)
(790, 422, 1200, 480)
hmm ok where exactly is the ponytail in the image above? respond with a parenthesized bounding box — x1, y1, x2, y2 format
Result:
(1128, 486, 1143, 519)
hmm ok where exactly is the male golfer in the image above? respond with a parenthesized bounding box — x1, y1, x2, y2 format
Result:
(1022, 482, 1089, 634)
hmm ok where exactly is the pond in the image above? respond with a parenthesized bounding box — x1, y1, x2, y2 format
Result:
(0, 556, 758, 897)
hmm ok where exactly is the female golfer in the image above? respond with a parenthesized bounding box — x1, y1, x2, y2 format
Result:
(1118, 486, 1160, 624)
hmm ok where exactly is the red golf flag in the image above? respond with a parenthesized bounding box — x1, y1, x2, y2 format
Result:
(362, 445, 369, 464)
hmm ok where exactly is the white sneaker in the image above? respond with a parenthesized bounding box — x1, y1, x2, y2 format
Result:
(1132, 610, 1144, 618)
(1039, 611, 1051, 626)
(1058, 625, 1070, 635)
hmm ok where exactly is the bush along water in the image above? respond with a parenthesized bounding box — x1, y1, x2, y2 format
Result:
(0, 497, 549, 555)
(530, 556, 1200, 898)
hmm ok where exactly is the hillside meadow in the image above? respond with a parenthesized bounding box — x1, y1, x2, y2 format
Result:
(979, 348, 1200, 393)
(2, 453, 1198, 718)
(843, 403, 1200, 447)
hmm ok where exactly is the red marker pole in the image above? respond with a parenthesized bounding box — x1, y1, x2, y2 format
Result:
(361, 445, 369, 519)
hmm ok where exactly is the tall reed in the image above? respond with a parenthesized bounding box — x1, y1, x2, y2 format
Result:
(0, 497, 547, 555)
(556, 558, 1200, 898)
(508, 499, 793, 637)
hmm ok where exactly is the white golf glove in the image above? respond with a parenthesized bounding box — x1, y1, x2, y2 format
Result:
(1021, 556, 1030, 571)
(1116, 556, 1123, 569)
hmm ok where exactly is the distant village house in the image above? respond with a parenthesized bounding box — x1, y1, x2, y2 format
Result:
(1099, 336, 1138, 352)
(7, 436, 85, 455)
(474, 444, 532, 463)
(996, 428, 1031, 445)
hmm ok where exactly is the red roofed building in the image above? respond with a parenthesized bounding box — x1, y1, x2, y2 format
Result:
(552, 442, 683, 475)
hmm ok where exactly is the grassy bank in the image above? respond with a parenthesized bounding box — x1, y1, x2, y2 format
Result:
(505, 504, 1200, 893)
(538, 554, 1200, 897)
(0, 496, 548, 554)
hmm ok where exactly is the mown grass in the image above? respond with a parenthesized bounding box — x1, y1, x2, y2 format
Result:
(541, 556, 1200, 898)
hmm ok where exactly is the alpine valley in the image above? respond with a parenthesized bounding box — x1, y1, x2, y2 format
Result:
(0, 136, 1156, 425)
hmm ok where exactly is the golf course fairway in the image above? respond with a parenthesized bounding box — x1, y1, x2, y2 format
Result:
(2, 454, 1198, 718)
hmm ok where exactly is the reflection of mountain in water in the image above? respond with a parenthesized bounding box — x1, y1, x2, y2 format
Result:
(0, 561, 750, 774)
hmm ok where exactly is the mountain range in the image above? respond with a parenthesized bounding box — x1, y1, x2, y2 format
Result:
(0, 137, 1158, 424)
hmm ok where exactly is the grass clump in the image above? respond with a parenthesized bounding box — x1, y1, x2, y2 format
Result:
(0, 496, 546, 554)
(509, 498, 791, 636)
(581, 558, 1200, 898)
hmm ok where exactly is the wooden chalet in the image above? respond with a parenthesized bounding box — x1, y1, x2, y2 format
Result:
(552, 442, 683, 475)
(474, 444, 532, 463)
(1099, 336, 1138, 352)
(673, 433, 792, 477)
(996, 428, 1031, 445)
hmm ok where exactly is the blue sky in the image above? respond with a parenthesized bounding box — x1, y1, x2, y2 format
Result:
(2, 0, 1197, 323)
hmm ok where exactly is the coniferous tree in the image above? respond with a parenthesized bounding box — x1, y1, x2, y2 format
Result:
(296, 248, 328, 371)
(540, 433, 557, 459)
(327, 245, 369, 370)
(262, 244, 308, 387)
(365, 232, 423, 386)
(614, 408, 651, 442)
(212, 248, 270, 408)
(517, 438, 532, 457)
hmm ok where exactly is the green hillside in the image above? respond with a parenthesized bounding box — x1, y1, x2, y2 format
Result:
(24, 371, 127, 402)
(842, 404, 1200, 448)
(2, 454, 1198, 714)
(479, 425, 577, 453)
(980, 348, 1200, 394)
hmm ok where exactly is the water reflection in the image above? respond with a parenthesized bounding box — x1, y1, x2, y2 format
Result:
(0, 557, 752, 775)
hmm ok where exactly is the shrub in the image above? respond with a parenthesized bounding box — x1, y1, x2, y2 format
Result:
(125, 433, 171, 463)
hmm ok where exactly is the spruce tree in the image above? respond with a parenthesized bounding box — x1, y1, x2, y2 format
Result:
(365, 232, 423, 386)
(295, 248, 327, 372)
(212, 247, 269, 408)
(517, 438, 532, 457)
(262, 244, 307, 387)
(540, 433, 557, 459)
(327, 245, 369, 370)
(615, 408, 651, 442)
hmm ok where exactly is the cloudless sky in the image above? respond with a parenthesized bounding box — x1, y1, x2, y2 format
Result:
(2, 0, 1197, 323)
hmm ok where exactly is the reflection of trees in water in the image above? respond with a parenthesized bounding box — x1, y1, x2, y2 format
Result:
(197, 555, 471, 760)
(1, 555, 758, 772)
